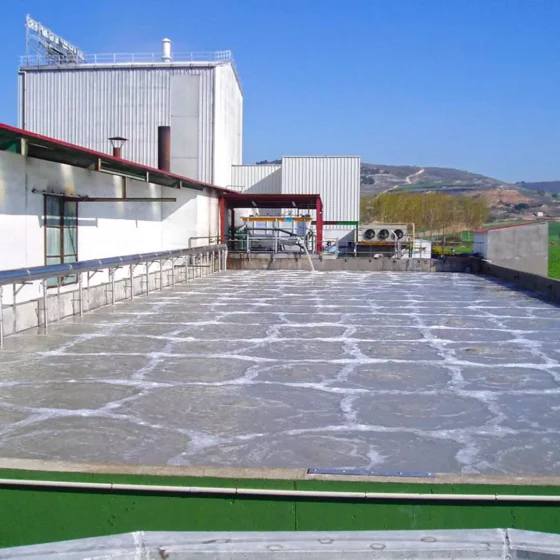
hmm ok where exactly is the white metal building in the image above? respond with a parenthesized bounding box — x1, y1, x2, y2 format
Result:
(230, 156, 361, 240)
(0, 124, 224, 321)
(18, 43, 243, 187)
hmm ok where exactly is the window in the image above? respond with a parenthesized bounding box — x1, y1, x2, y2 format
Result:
(44, 196, 78, 286)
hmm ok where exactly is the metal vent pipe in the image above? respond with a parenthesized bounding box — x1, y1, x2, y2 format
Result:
(158, 126, 171, 172)
(162, 38, 172, 62)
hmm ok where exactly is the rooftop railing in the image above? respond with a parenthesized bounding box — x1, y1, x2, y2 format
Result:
(0, 244, 227, 349)
(20, 51, 233, 67)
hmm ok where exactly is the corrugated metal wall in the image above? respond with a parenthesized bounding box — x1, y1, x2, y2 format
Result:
(213, 64, 243, 187)
(21, 64, 221, 184)
(230, 165, 282, 193)
(281, 157, 360, 226)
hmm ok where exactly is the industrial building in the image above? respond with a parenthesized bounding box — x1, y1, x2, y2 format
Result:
(231, 156, 361, 243)
(19, 21, 242, 187)
(0, 122, 226, 334)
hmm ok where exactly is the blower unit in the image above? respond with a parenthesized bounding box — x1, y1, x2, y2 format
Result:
(358, 225, 408, 242)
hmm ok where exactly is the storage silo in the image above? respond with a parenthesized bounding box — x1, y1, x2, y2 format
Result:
(18, 22, 242, 187)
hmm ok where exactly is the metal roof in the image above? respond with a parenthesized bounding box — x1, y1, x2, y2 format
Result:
(222, 193, 321, 210)
(0, 123, 231, 194)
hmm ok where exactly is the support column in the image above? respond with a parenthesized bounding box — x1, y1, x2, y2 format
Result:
(219, 197, 227, 245)
(316, 196, 324, 253)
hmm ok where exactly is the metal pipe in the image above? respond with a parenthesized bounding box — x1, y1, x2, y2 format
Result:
(78, 274, 83, 317)
(41, 279, 48, 331)
(0, 246, 227, 287)
(157, 126, 171, 172)
(0, 477, 559, 503)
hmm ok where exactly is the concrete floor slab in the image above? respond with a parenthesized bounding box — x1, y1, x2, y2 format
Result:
(0, 271, 559, 475)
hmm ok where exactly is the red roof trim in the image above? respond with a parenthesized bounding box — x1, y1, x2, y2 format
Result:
(0, 122, 232, 194)
(474, 222, 544, 233)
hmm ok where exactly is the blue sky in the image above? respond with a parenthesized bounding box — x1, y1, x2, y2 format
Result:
(2, 0, 560, 182)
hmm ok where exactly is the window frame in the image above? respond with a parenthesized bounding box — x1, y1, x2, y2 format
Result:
(43, 195, 79, 287)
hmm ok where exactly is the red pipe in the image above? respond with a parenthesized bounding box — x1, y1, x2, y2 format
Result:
(316, 196, 323, 253)
(219, 197, 226, 244)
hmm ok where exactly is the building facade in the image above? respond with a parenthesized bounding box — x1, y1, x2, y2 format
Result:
(18, 48, 243, 187)
(0, 124, 223, 319)
(230, 156, 361, 241)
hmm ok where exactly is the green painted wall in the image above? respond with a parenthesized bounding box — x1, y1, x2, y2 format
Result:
(1, 469, 560, 548)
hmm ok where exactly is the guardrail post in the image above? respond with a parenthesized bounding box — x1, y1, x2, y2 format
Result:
(78, 273, 84, 317)
(41, 279, 49, 331)
(224, 247, 228, 271)
(159, 261, 164, 291)
(145, 263, 150, 295)
(171, 258, 176, 287)
(0, 286, 4, 349)
(110, 268, 116, 305)
(129, 265, 135, 300)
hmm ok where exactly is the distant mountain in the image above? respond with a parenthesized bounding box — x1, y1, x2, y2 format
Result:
(361, 164, 560, 220)
(361, 163, 509, 195)
(517, 181, 560, 194)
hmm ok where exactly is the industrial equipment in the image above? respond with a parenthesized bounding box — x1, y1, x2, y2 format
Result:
(240, 216, 314, 253)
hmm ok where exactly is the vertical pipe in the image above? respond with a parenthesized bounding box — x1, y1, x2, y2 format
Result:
(130, 265, 135, 300)
(112, 146, 122, 159)
(184, 256, 189, 283)
(316, 196, 324, 253)
(224, 246, 228, 271)
(78, 274, 84, 317)
(171, 259, 176, 287)
(159, 261, 163, 290)
(57, 282, 61, 321)
(42, 280, 48, 331)
(219, 197, 226, 245)
(157, 126, 171, 171)
(0, 286, 4, 350)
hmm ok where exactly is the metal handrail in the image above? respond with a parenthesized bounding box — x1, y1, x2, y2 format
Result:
(0, 245, 226, 287)
(0, 245, 228, 349)
(20, 51, 233, 67)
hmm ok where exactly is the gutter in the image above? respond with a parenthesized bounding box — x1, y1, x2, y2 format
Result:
(1, 478, 560, 503)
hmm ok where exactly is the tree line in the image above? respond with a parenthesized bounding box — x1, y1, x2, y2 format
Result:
(360, 192, 489, 233)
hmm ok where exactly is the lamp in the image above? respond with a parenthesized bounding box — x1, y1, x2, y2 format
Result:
(108, 136, 128, 159)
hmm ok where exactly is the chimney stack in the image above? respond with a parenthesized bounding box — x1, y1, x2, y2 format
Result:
(158, 126, 171, 172)
(162, 38, 172, 62)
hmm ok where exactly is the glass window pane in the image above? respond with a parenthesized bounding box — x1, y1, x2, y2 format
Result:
(63, 227, 77, 256)
(46, 228, 61, 257)
(45, 197, 62, 227)
(63, 255, 77, 264)
(63, 201, 77, 227)
(46, 256, 61, 287)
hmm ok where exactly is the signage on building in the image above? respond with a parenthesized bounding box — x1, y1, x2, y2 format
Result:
(26, 15, 85, 62)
